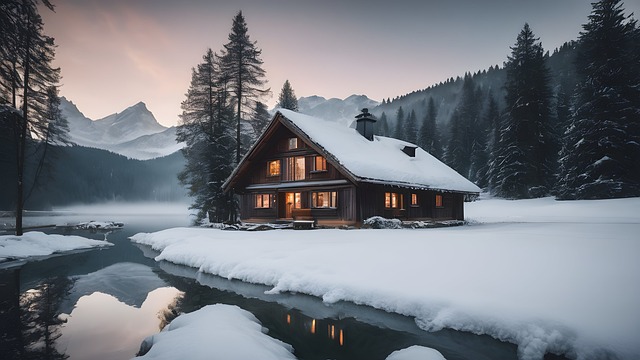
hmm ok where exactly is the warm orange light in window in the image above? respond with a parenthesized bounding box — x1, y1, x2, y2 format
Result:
(436, 194, 443, 207)
(311, 319, 316, 334)
(411, 193, 418, 205)
(315, 156, 326, 171)
(286, 314, 291, 325)
(339, 329, 344, 346)
(268, 160, 280, 176)
(330, 325, 335, 339)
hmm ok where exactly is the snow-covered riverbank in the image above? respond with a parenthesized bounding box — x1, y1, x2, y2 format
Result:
(130, 197, 640, 360)
(0, 231, 112, 264)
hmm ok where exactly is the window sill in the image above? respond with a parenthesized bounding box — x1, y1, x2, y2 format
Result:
(310, 170, 327, 174)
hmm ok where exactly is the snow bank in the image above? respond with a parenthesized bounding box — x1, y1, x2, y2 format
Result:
(130, 197, 640, 360)
(75, 221, 124, 230)
(0, 231, 112, 262)
(136, 304, 296, 360)
(386, 345, 446, 360)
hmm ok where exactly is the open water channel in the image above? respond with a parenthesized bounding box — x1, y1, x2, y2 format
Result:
(0, 205, 558, 360)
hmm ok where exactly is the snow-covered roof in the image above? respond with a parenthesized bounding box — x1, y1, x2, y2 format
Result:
(275, 109, 480, 194)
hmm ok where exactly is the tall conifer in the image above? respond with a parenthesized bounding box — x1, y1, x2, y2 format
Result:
(221, 11, 269, 164)
(493, 23, 553, 198)
(558, 0, 640, 199)
(0, 0, 64, 235)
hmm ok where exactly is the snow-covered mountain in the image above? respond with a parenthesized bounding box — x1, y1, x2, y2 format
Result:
(297, 94, 380, 126)
(60, 97, 183, 160)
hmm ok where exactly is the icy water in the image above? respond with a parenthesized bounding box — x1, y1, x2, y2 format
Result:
(0, 205, 552, 360)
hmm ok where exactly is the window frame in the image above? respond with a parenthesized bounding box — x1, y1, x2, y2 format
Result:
(255, 193, 272, 209)
(288, 137, 298, 150)
(384, 192, 404, 209)
(313, 155, 327, 172)
(411, 193, 419, 207)
(267, 160, 280, 177)
(285, 156, 306, 181)
(311, 191, 337, 209)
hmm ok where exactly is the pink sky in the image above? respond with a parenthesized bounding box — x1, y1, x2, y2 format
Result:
(41, 0, 640, 127)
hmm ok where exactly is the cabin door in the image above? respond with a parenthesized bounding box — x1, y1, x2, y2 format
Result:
(278, 192, 295, 219)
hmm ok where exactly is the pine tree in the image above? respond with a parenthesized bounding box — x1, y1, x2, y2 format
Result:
(277, 79, 298, 111)
(484, 94, 502, 191)
(418, 97, 442, 159)
(445, 74, 479, 178)
(393, 106, 405, 140)
(220, 11, 269, 164)
(0, 0, 64, 235)
(249, 101, 271, 137)
(177, 49, 236, 223)
(469, 98, 490, 188)
(493, 23, 554, 198)
(558, 0, 640, 199)
(376, 111, 389, 136)
(404, 109, 418, 143)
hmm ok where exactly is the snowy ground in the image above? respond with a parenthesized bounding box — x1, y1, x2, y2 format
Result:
(130, 197, 640, 360)
(0, 231, 112, 264)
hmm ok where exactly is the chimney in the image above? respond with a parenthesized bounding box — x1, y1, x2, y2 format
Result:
(355, 108, 377, 141)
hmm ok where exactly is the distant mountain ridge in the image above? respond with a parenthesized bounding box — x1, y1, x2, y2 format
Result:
(296, 94, 380, 126)
(60, 97, 183, 160)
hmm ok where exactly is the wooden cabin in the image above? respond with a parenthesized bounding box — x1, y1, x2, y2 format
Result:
(222, 109, 480, 227)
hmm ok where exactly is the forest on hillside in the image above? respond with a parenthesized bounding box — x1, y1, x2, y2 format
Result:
(0, 145, 186, 210)
(370, 0, 638, 200)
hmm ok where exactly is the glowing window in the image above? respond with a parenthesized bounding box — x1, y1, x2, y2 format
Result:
(267, 160, 280, 176)
(411, 193, 418, 206)
(314, 156, 327, 171)
(255, 194, 272, 208)
(285, 156, 306, 181)
(294, 192, 301, 209)
(435, 194, 443, 208)
(312, 191, 337, 208)
(384, 192, 403, 209)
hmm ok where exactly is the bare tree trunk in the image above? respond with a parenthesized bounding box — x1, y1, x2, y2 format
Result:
(15, 8, 31, 236)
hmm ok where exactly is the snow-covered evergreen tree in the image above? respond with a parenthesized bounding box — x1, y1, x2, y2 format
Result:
(558, 0, 640, 199)
(277, 79, 298, 111)
(493, 23, 554, 198)
(485, 94, 502, 191)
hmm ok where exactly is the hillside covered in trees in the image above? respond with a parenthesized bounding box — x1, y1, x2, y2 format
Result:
(368, 0, 638, 200)
(0, 145, 186, 210)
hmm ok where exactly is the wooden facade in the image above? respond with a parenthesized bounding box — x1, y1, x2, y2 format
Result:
(223, 111, 477, 227)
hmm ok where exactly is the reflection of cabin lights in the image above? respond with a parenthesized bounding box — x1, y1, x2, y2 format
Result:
(311, 319, 316, 334)
(339, 329, 344, 346)
(286, 314, 291, 325)
(330, 325, 335, 339)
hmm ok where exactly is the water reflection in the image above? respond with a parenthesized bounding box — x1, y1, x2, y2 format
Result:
(57, 287, 182, 359)
(152, 260, 521, 360)
(285, 313, 346, 347)
(0, 266, 73, 360)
